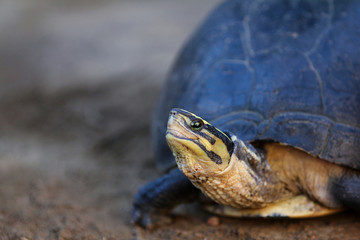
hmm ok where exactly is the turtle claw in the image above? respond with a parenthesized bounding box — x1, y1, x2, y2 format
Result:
(132, 205, 172, 229)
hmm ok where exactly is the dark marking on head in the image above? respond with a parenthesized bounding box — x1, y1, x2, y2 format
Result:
(204, 124, 234, 156)
(174, 108, 233, 155)
(167, 132, 222, 164)
(194, 141, 222, 164)
(173, 108, 197, 121)
(171, 108, 233, 162)
(180, 116, 215, 145)
(198, 132, 216, 145)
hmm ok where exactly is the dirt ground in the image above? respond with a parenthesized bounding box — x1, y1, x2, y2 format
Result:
(0, 0, 359, 239)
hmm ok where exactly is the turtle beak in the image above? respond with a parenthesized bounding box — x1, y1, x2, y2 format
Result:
(166, 109, 198, 140)
(167, 109, 180, 131)
(168, 109, 178, 124)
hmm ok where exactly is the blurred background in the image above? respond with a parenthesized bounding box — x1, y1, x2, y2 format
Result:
(0, 0, 220, 239)
(1, 1, 359, 239)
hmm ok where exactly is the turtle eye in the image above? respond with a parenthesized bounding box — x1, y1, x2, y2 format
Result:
(190, 119, 204, 131)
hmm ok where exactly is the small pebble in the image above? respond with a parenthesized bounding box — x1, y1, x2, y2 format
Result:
(206, 216, 220, 227)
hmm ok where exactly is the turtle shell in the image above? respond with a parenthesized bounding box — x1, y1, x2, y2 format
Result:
(152, 0, 360, 171)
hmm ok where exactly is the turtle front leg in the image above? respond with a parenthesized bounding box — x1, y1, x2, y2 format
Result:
(132, 168, 199, 229)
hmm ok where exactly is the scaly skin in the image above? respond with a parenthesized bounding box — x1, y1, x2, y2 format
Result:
(177, 139, 295, 209)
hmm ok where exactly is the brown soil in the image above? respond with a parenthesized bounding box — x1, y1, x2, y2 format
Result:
(0, 1, 359, 239)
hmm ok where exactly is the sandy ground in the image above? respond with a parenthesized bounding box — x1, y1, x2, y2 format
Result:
(0, 0, 359, 239)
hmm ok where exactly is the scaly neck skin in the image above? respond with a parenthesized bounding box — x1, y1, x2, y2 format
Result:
(178, 140, 295, 209)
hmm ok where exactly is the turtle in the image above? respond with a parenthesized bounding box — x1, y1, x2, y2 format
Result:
(132, 0, 360, 229)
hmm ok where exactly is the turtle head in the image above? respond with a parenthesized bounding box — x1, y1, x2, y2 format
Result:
(166, 108, 234, 177)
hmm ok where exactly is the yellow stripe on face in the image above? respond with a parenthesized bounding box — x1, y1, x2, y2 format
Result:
(174, 108, 232, 142)
(169, 108, 234, 164)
